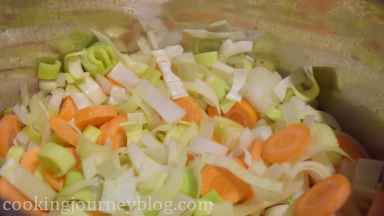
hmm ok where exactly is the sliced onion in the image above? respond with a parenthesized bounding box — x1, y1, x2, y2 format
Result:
(189, 137, 228, 156)
(226, 69, 248, 102)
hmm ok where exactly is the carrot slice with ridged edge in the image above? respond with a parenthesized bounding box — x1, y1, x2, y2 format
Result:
(97, 115, 127, 149)
(59, 97, 78, 121)
(294, 174, 351, 216)
(74, 105, 118, 129)
(262, 123, 310, 164)
(174, 96, 204, 123)
(224, 99, 259, 128)
(50, 117, 79, 146)
(0, 114, 22, 157)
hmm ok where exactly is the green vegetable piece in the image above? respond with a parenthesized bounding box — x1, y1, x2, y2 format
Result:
(181, 32, 224, 54)
(290, 68, 320, 102)
(64, 73, 76, 84)
(140, 68, 164, 87)
(25, 126, 42, 144)
(202, 190, 222, 203)
(64, 170, 84, 187)
(39, 142, 76, 177)
(6, 145, 25, 162)
(115, 99, 140, 114)
(81, 42, 118, 76)
(77, 135, 110, 160)
(266, 106, 283, 121)
(220, 98, 236, 113)
(195, 52, 218, 67)
(38, 58, 62, 80)
(83, 126, 101, 143)
(181, 167, 198, 197)
(226, 54, 253, 70)
(207, 75, 229, 101)
(50, 31, 95, 55)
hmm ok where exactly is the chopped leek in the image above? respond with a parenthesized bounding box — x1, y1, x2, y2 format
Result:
(39, 80, 58, 91)
(137, 171, 168, 195)
(78, 76, 107, 105)
(153, 49, 188, 99)
(195, 51, 219, 67)
(134, 80, 185, 123)
(290, 67, 320, 102)
(189, 137, 228, 156)
(184, 79, 220, 109)
(220, 40, 253, 60)
(82, 126, 101, 143)
(6, 145, 24, 162)
(81, 42, 118, 76)
(226, 69, 248, 102)
(0, 159, 56, 203)
(181, 167, 198, 198)
(206, 75, 230, 101)
(38, 58, 62, 80)
(108, 62, 140, 90)
(39, 142, 76, 177)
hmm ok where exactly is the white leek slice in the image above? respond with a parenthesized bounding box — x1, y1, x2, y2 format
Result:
(183, 29, 245, 40)
(107, 62, 140, 90)
(150, 165, 184, 202)
(66, 56, 86, 80)
(274, 76, 293, 101)
(39, 142, 76, 177)
(100, 170, 137, 214)
(134, 80, 185, 123)
(127, 144, 167, 180)
(281, 96, 320, 124)
(204, 154, 283, 192)
(220, 39, 253, 60)
(184, 79, 220, 109)
(290, 67, 320, 102)
(70, 91, 92, 109)
(48, 89, 65, 113)
(252, 120, 272, 141)
(95, 74, 113, 95)
(244, 67, 282, 113)
(165, 45, 184, 59)
(226, 69, 248, 101)
(0, 159, 56, 203)
(12, 104, 29, 125)
(78, 76, 107, 105)
(289, 161, 333, 181)
(152, 49, 188, 99)
(302, 122, 347, 160)
(212, 61, 235, 75)
(108, 86, 128, 105)
(189, 137, 228, 156)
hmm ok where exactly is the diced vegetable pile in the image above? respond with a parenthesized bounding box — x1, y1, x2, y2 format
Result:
(0, 23, 366, 216)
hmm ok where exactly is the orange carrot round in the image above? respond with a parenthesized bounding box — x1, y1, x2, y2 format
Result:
(262, 123, 310, 164)
(50, 117, 79, 146)
(74, 105, 118, 129)
(224, 99, 259, 128)
(250, 139, 263, 161)
(59, 97, 78, 121)
(0, 114, 22, 157)
(42, 170, 64, 192)
(97, 115, 127, 149)
(336, 132, 367, 160)
(201, 165, 253, 203)
(20, 147, 41, 173)
(294, 174, 351, 216)
(174, 96, 204, 123)
(206, 105, 220, 117)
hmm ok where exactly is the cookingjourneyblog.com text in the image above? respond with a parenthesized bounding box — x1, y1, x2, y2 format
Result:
(1, 196, 214, 214)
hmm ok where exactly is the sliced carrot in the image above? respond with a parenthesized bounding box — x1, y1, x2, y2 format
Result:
(74, 105, 118, 129)
(174, 96, 204, 123)
(234, 156, 248, 169)
(97, 115, 127, 149)
(50, 117, 79, 146)
(0, 114, 22, 157)
(201, 165, 253, 203)
(0, 179, 47, 216)
(88, 211, 108, 216)
(336, 132, 367, 160)
(262, 123, 310, 164)
(250, 139, 264, 161)
(20, 147, 41, 173)
(42, 170, 64, 192)
(58, 97, 78, 121)
(294, 174, 351, 216)
(224, 99, 259, 128)
(206, 105, 220, 117)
